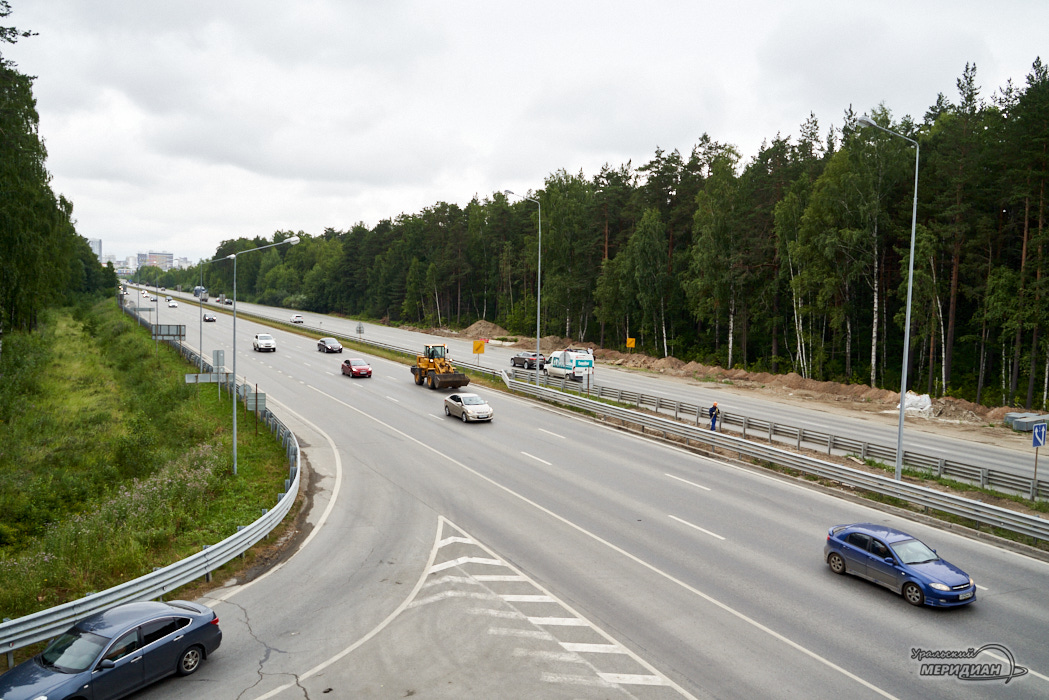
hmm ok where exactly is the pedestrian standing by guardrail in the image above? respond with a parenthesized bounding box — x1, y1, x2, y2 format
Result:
(709, 402, 720, 431)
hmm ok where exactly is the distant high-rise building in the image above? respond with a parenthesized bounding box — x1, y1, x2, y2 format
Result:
(145, 251, 174, 271)
(87, 238, 102, 260)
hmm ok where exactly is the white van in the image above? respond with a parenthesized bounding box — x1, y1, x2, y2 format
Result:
(545, 348, 594, 382)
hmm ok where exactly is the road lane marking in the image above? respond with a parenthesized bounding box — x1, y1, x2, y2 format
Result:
(669, 515, 725, 540)
(210, 397, 343, 603)
(522, 452, 551, 465)
(666, 473, 711, 491)
(386, 395, 399, 403)
(539, 428, 566, 439)
(286, 383, 903, 700)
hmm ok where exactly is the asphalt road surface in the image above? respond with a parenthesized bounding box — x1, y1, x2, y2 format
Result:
(128, 293, 1049, 699)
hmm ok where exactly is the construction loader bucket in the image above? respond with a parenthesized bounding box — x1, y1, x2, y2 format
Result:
(433, 372, 470, 389)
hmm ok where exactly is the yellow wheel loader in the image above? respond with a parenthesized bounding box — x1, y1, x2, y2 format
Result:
(411, 343, 470, 390)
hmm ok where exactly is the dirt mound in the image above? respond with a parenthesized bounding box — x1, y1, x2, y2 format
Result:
(463, 320, 510, 339)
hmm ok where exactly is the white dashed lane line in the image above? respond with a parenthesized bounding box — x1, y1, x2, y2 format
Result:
(521, 452, 551, 466)
(669, 515, 725, 541)
(666, 473, 711, 491)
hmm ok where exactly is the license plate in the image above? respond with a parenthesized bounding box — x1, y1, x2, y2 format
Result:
(959, 591, 973, 600)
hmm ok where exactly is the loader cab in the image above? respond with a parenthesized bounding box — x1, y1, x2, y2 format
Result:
(426, 344, 447, 360)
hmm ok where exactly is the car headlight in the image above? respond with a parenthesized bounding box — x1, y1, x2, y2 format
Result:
(929, 583, 950, 592)
(968, 576, 974, 587)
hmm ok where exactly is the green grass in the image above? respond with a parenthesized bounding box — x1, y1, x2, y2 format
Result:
(0, 300, 289, 619)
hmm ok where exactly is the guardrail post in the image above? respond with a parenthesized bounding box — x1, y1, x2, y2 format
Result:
(674, 401, 681, 419)
(202, 545, 212, 583)
(937, 458, 945, 478)
(828, 435, 834, 455)
(4, 619, 12, 669)
(742, 416, 748, 440)
(696, 405, 702, 426)
(1031, 479, 1039, 501)
(797, 428, 803, 450)
(980, 469, 988, 488)
(654, 397, 661, 413)
(768, 422, 774, 443)
(861, 443, 868, 460)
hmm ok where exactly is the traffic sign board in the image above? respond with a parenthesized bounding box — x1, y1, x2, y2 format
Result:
(1035, 422, 1047, 448)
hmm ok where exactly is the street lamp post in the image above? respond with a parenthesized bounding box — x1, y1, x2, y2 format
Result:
(197, 257, 222, 373)
(857, 115, 919, 481)
(505, 190, 542, 385)
(227, 236, 300, 475)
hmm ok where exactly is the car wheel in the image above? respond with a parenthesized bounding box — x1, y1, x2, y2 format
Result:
(461, 411, 468, 423)
(444, 405, 451, 416)
(902, 582, 925, 606)
(827, 553, 846, 575)
(176, 646, 203, 676)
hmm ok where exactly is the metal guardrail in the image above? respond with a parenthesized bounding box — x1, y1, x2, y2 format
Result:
(0, 300, 303, 661)
(503, 369, 1048, 501)
(182, 301, 1044, 500)
(500, 371, 1049, 542)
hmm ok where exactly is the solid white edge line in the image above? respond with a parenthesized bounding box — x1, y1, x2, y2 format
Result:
(250, 514, 446, 700)
(283, 383, 900, 700)
(669, 515, 725, 541)
(209, 396, 343, 603)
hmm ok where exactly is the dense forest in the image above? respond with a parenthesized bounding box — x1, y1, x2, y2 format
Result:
(0, 2, 117, 345)
(154, 60, 1048, 410)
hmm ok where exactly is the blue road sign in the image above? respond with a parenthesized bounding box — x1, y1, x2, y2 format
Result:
(1034, 422, 1047, 448)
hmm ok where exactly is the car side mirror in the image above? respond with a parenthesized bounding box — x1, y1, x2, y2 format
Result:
(98, 659, 116, 670)
(884, 557, 895, 564)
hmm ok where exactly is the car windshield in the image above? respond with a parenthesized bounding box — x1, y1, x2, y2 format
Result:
(351, 360, 368, 366)
(40, 629, 108, 673)
(462, 396, 486, 405)
(891, 538, 939, 564)
(258, 335, 273, 341)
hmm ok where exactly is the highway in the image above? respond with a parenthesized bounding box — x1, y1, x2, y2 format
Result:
(134, 292, 1049, 699)
(170, 292, 1039, 481)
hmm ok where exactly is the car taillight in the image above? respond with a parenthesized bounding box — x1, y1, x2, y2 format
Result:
(210, 616, 220, 625)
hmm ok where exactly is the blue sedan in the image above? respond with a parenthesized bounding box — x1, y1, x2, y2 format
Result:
(0, 600, 221, 699)
(824, 523, 976, 607)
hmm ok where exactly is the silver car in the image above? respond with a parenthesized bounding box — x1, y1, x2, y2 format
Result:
(443, 393, 493, 422)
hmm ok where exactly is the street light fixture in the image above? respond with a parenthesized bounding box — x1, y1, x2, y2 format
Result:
(856, 115, 919, 481)
(228, 235, 300, 475)
(505, 190, 542, 385)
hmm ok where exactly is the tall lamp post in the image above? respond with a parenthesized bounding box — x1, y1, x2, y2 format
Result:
(197, 256, 222, 372)
(505, 190, 542, 384)
(857, 115, 919, 481)
(227, 236, 300, 475)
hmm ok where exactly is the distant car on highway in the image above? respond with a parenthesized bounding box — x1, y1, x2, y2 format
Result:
(443, 392, 493, 422)
(341, 358, 372, 378)
(203, 313, 216, 322)
(511, 351, 545, 369)
(824, 523, 975, 607)
(317, 337, 343, 353)
(168, 300, 178, 308)
(252, 333, 276, 352)
(0, 600, 221, 700)
(290, 314, 304, 323)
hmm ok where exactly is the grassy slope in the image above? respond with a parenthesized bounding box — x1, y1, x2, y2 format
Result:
(0, 300, 288, 617)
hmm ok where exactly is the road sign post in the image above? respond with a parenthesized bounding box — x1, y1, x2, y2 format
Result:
(1033, 422, 1046, 500)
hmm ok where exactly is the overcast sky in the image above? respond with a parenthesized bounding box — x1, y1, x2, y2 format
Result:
(7, 1, 1048, 265)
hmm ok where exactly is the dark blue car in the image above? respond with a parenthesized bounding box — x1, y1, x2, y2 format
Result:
(0, 600, 221, 700)
(824, 523, 976, 607)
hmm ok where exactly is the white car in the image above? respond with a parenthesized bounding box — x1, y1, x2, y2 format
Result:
(168, 300, 178, 308)
(443, 393, 494, 423)
(253, 333, 276, 352)
(290, 314, 304, 324)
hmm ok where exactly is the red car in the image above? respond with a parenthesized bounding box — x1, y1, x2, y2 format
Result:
(341, 358, 372, 378)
